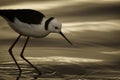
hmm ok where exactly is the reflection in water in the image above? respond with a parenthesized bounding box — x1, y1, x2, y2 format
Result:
(2, 56, 103, 64)
(0, 0, 119, 10)
(101, 51, 120, 54)
(0, 0, 80, 10)
(62, 20, 120, 33)
(26, 56, 103, 63)
(0, 57, 120, 80)
(0, 55, 103, 80)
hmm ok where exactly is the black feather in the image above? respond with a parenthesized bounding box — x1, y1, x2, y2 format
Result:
(45, 17, 54, 30)
(0, 9, 45, 24)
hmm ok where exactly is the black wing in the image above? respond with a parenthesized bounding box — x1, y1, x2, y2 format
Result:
(0, 9, 45, 24)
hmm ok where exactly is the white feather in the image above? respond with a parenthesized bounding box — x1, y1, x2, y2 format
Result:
(8, 17, 50, 38)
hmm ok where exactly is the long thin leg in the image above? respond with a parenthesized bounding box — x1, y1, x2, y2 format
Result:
(20, 36, 42, 76)
(8, 34, 22, 79)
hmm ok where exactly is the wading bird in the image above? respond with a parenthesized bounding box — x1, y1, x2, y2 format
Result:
(0, 9, 72, 79)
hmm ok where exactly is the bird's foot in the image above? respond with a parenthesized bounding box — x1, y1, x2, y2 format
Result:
(33, 71, 42, 80)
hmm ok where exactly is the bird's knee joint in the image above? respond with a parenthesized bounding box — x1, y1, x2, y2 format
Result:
(8, 48, 12, 53)
(20, 54, 24, 59)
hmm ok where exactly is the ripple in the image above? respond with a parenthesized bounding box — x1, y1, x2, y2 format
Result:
(2, 56, 103, 65)
(62, 20, 120, 33)
(26, 56, 103, 63)
(0, 60, 120, 80)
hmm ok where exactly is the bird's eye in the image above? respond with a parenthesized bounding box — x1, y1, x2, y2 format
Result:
(55, 26, 59, 29)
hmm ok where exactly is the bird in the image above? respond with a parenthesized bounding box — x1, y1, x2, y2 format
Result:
(0, 9, 72, 79)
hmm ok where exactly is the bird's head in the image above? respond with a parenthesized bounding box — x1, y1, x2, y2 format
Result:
(45, 17, 72, 45)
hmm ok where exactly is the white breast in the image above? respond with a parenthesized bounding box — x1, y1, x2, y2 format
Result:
(8, 18, 49, 38)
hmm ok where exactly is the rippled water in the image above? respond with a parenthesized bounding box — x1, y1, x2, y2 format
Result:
(0, 0, 120, 80)
(0, 62, 120, 80)
(0, 46, 120, 80)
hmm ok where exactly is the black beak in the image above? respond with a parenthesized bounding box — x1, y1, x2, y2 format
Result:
(60, 32, 72, 45)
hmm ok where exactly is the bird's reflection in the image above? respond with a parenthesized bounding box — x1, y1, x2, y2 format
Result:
(16, 73, 21, 80)
(0, 56, 103, 80)
(0, 60, 120, 80)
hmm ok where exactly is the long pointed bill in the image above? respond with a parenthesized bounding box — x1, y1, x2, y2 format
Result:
(60, 32, 72, 45)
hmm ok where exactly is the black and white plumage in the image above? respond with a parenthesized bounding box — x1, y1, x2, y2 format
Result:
(0, 9, 45, 24)
(0, 9, 52, 37)
(0, 9, 72, 79)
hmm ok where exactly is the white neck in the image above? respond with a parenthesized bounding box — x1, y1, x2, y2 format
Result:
(41, 17, 47, 24)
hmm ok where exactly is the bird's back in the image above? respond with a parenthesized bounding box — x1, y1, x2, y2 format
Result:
(0, 9, 45, 24)
(0, 9, 49, 38)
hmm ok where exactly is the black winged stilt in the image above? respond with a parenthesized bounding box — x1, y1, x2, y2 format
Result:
(0, 9, 72, 79)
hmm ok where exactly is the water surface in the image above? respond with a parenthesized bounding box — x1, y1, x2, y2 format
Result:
(0, 0, 120, 80)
